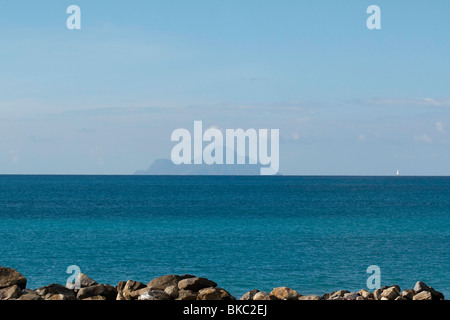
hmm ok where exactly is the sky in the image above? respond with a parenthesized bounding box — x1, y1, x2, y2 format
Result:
(0, 0, 449, 175)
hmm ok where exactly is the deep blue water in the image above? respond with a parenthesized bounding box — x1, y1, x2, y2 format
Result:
(0, 175, 449, 298)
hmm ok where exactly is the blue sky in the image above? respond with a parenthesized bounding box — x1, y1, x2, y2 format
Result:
(0, 0, 449, 174)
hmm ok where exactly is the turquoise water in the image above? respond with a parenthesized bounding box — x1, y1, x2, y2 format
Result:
(0, 175, 449, 298)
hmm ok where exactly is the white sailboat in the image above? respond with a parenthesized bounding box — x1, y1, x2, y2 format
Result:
(396, 169, 400, 176)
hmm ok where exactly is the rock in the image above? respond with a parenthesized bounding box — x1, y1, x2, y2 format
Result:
(129, 287, 151, 300)
(147, 275, 182, 291)
(83, 295, 107, 300)
(138, 290, 172, 300)
(373, 288, 383, 300)
(240, 290, 260, 300)
(414, 281, 430, 293)
(117, 280, 146, 300)
(298, 295, 320, 300)
(0, 285, 22, 300)
(77, 284, 117, 300)
(66, 273, 98, 290)
(380, 297, 389, 300)
(430, 288, 444, 301)
(343, 292, 359, 300)
(395, 296, 407, 300)
(36, 283, 76, 299)
(16, 290, 42, 300)
(381, 286, 399, 300)
(45, 293, 76, 300)
(270, 287, 301, 300)
(356, 296, 365, 300)
(357, 289, 373, 300)
(164, 285, 179, 299)
(413, 291, 432, 300)
(400, 289, 414, 300)
(176, 290, 198, 300)
(252, 292, 278, 300)
(328, 290, 350, 300)
(197, 287, 235, 300)
(177, 277, 217, 292)
(0, 267, 27, 290)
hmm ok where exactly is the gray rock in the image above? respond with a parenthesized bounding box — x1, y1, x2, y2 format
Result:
(0, 267, 27, 290)
(343, 292, 360, 300)
(414, 281, 431, 293)
(138, 290, 172, 300)
(177, 277, 217, 292)
(164, 285, 179, 299)
(16, 289, 42, 300)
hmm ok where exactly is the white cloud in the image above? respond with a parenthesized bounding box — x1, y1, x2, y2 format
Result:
(436, 122, 446, 134)
(414, 134, 432, 144)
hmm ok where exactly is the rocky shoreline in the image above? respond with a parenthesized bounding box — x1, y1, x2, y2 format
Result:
(0, 266, 445, 301)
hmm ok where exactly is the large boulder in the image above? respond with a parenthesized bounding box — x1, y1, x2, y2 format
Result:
(357, 289, 374, 300)
(270, 287, 300, 300)
(147, 275, 182, 291)
(77, 284, 117, 300)
(400, 289, 414, 300)
(0, 285, 22, 300)
(178, 277, 217, 292)
(197, 287, 235, 300)
(0, 267, 27, 290)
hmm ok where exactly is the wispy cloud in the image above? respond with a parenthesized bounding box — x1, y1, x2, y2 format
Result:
(351, 97, 450, 107)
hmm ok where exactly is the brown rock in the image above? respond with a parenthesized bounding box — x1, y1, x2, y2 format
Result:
(176, 290, 198, 300)
(118, 280, 146, 300)
(252, 291, 278, 300)
(0, 267, 27, 290)
(400, 289, 414, 300)
(329, 290, 350, 300)
(197, 287, 235, 300)
(240, 290, 260, 300)
(357, 289, 373, 300)
(381, 286, 399, 300)
(164, 285, 179, 299)
(343, 292, 359, 300)
(45, 293, 77, 300)
(0, 285, 22, 300)
(16, 289, 42, 300)
(270, 287, 301, 300)
(373, 288, 383, 300)
(413, 291, 432, 300)
(83, 295, 107, 300)
(147, 275, 181, 291)
(77, 284, 117, 300)
(298, 295, 320, 300)
(36, 283, 76, 299)
(129, 287, 150, 300)
(177, 277, 217, 292)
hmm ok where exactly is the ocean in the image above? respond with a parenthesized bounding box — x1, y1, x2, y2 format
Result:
(0, 175, 449, 298)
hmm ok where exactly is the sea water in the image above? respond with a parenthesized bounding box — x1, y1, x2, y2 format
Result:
(0, 175, 448, 298)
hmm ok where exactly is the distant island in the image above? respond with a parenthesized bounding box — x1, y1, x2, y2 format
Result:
(134, 159, 267, 175)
